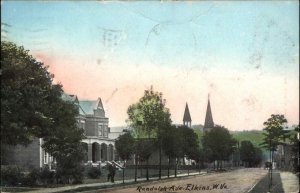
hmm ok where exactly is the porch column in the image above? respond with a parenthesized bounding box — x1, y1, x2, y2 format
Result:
(97, 144, 101, 162)
(88, 143, 93, 163)
(112, 146, 115, 161)
(107, 145, 110, 161)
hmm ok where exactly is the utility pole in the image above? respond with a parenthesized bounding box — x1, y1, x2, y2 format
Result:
(237, 141, 240, 167)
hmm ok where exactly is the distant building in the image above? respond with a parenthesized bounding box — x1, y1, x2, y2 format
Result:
(203, 96, 214, 132)
(274, 143, 294, 170)
(3, 93, 118, 170)
(62, 94, 116, 164)
(183, 102, 192, 128)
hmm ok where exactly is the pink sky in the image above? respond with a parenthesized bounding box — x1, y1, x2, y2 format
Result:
(4, 1, 297, 131)
(35, 52, 299, 131)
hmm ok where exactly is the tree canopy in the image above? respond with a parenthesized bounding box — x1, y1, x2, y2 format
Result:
(127, 88, 172, 138)
(202, 126, 236, 165)
(261, 114, 287, 151)
(160, 125, 202, 163)
(1, 41, 84, 183)
(115, 132, 135, 161)
(240, 140, 262, 167)
(1, 41, 54, 145)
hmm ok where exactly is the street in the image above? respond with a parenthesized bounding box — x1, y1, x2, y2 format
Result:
(94, 168, 267, 193)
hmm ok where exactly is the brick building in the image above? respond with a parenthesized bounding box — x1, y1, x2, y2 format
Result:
(3, 93, 118, 170)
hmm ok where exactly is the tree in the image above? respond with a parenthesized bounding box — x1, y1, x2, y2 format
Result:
(261, 114, 288, 152)
(115, 132, 135, 165)
(260, 114, 287, 191)
(1, 42, 85, 184)
(289, 125, 299, 173)
(253, 147, 263, 167)
(41, 85, 85, 184)
(160, 125, 178, 158)
(240, 140, 262, 167)
(127, 88, 172, 138)
(127, 88, 172, 180)
(1, 41, 54, 145)
(202, 125, 236, 170)
(177, 126, 201, 163)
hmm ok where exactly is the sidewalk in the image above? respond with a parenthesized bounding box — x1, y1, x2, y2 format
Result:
(280, 171, 299, 193)
(3, 172, 206, 193)
(248, 170, 299, 193)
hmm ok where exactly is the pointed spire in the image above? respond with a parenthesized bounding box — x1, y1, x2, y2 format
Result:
(204, 96, 214, 131)
(183, 103, 192, 127)
(183, 103, 192, 122)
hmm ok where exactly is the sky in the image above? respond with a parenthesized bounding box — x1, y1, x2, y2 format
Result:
(1, 1, 299, 131)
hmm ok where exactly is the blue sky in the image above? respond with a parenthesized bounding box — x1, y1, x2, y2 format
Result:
(1, 1, 299, 130)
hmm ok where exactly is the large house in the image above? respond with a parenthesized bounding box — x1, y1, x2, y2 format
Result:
(3, 93, 119, 170)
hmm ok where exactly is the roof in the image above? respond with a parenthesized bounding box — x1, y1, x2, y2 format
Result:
(183, 103, 192, 122)
(79, 98, 104, 115)
(204, 98, 214, 129)
(61, 93, 78, 103)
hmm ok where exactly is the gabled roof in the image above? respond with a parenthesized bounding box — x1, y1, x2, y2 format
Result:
(204, 98, 214, 129)
(183, 103, 192, 122)
(61, 93, 78, 103)
(79, 97, 104, 115)
(61, 93, 85, 115)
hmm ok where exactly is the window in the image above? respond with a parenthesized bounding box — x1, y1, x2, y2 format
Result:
(103, 126, 108, 137)
(98, 123, 103, 136)
(43, 150, 49, 164)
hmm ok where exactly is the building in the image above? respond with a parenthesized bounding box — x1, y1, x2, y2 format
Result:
(203, 96, 214, 132)
(183, 102, 192, 128)
(3, 93, 117, 170)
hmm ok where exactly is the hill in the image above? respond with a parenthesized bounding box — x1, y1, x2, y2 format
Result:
(230, 130, 265, 147)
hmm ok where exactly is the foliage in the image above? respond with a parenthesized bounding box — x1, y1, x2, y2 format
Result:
(87, 167, 102, 179)
(202, 126, 236, 165)
(177, 126, 201, 161)
(1, 41, 85, 184)
(127, 88, 172, 138)
(240, 140, 262, 167)
(160, 125, 202, 163)
(41, 86, 85, 184)
(160, 125, 179, 159)
(39, 166, 55, 184)
(260, 114, 287, 151)
(231, 130, 265, 148)
(55, 143, 85, 184)
(1, 165, 24, 186)
(22, 169, 40, 186)
(1, 41, 54, 145)
(115, 132, 135, 161)
(289, 125, 300, 173)
(253, 147, 263, 166)
(135, 139, 156, 162)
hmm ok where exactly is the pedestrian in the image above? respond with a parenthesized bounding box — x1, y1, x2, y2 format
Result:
(107, 162, 116, 182)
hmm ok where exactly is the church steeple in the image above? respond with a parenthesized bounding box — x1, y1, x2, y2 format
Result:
(183, 102, 192, 128)
(203, 94, 214, 132)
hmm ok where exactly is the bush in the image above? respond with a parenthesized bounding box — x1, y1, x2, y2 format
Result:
(40, 166, 55, 184)
(22, 169, 40, 186)
(56, 163, 84, 184)
(1, 165, 24, 186)
(87, 167, 101, 179)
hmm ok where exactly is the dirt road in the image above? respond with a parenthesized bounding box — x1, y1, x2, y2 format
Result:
(95, 168, 267, 193)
